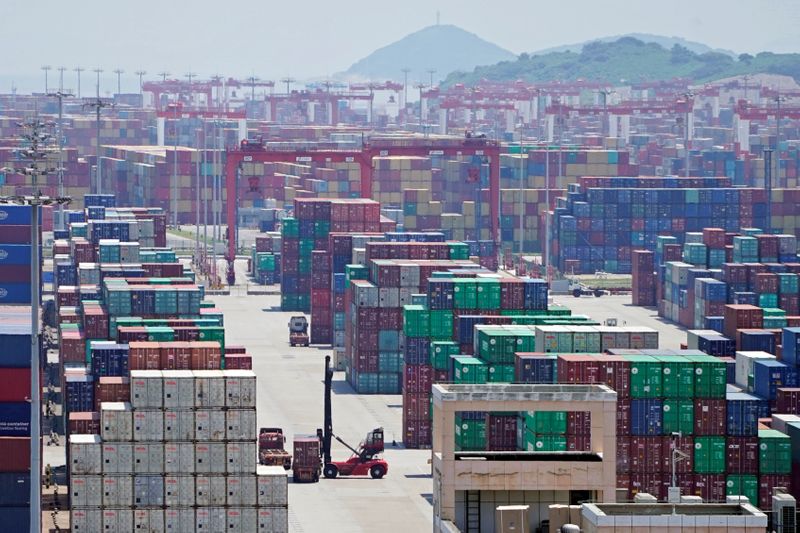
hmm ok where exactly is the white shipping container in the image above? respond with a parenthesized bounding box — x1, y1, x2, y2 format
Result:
(69, 475, 103, 507)
(195, 442, 227, 474)
(735, 351, 775, 390)
(193, 370, 225, 408)
(69, 434, 102, 475)
(130, 370, 164, 409)
(102, 442, 134, 473)
(134, 474, 164, 507)
(164, 508, 195, 533)
(226, 441, 257, 474)
(352, 248, 366, 266)
(134, 409, 165, 442)
(164, 442, 195, 473)
(226, 474, 257, 506)
(164, 475, 195, 506)
(195, 507, 226, 532)
(257, 465, 289, 506)
(163, 409, 195, 441)
(226, 409, 257, 441)
(195, 475, 227, 506)
(224, 370, 257, 408)
(162, 370, 195, 408)
(226, 507, 258, 533)
(257, 507, 289, 533)
(102, 474, 133, 507)
(133, 509, 165, 533)
(195, 409, 226, 441)
(133, 442, 164, 473)
(102, 508, 133, 533)
(70, 508, 102, 532)
(100, 402, 133, 441)
(398, 287, 414, 306)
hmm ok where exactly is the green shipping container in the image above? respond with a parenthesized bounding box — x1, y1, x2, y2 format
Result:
(452, 356, 488, 384)
(281, 218, 299, 238)
(694, 436, 726, 474)
(487, 364, 515, 383)
(429, 309, 453, 340)
(523, 411, 567, 434)
(726, 475, 758, 504)
(662, 399, 694, 435)
(625, 355, 663, 398)
(476, 278, 501, 309)
(689, 355, 727, 398)
(453, 280, 477, 309)
(378, 352, 401, 373)
(431, 342, 459, 371)
(403, 305, 430, 337)
(657, 355, 695, 399)
(455, 417, 486, 451)
(758, 429, 792, 474)
(448, 242, 470, 260)
(528, 433, 567, 452)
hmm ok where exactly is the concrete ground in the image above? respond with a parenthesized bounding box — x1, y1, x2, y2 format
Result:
(214, 293, 434, 533)
(552, 293, 687, 349)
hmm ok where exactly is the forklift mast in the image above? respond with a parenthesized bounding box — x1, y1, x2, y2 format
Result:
(322, 355, 334, 465)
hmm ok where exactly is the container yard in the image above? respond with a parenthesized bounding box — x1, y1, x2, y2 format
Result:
(3, 5, 800, 532)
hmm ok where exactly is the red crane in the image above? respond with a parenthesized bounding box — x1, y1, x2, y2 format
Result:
(223, 137, 501, 281)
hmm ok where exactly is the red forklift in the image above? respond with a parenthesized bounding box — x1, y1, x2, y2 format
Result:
(318, 355, 388, 479)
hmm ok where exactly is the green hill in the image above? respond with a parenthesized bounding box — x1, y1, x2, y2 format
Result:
(443, 37, 800, 86)
(344, 25, 516, 83)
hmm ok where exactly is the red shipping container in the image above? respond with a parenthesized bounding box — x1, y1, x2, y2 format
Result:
(660, 436, 694, 474)
(128, 342, 161, 370)
(190, 341, 222, 370)
(486, 414, 517, 451)
(726, 436, 759, 474)
(557, 355, 602, 384)
(693, 399, 726, 435)
(566, 435, 591, 452)
(161, 341, 192, 370)
(759, 474, 792, 510)
(403, 392, 430, 421)
(617, 399, 631, 436)
(0, 437, 30, 471)
(69, 412, 100, 435)
(224, 345, 247, 355)
(403, 364, 432, 393)
(617, 436, 631, 473)
(94, 377, 130, 410)
(693, 474, 726, 502)
(598, 355, 631, 398)
(224, 354, 252, 370)
(776, 388, 800, 414)
(0, 368, 30, 402)
(630, 472, 664, 500)
(567, 411, 591, 435)
(630, 436, 662, 473)
(616, 473, 631, 500)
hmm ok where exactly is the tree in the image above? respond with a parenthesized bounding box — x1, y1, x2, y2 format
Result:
(738, 53, 754, 64)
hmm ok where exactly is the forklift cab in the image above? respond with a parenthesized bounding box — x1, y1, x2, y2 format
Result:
(360, 427, 384, 459)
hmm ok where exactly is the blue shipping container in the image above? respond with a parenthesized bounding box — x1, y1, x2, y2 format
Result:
(0, 472, 29, 505)
(0, 506, 29, 530)
(0, 403, 30, 436)
(726, 392, 767, 436)
(781, 327, 800, 367)
(753, 359, 798, 400)
(0, 206, 32, 225)
(0, 284, 31, 304)
(630, 398, 663, 436)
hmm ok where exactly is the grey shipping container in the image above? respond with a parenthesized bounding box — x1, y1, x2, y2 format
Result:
(70, 508, 102, 532)
(195, 474, 227, 506)
(100, 402, 133, 441)
(164, 442, 195, 473)
(257, 465, 289, 506)
(134, 474, 164, 506)
(102, 474, 133, 507)
(102, 442, 134, 473)
(193, 370, 225, 408)
(133, 409, 165, 441)
(133, 509, 165, 532)
(224, 370, 257, 408)
(163, 409, 195, 441)
(69, 434, 102, 475)
(195, 442, 227, 474)
(69, 475, 102, 507)
(226, 474, 257, 506)
(130, 370, 164, 409)
(226, 409, 257, 441)
(226, 507, 258, 533)
(257, 506, 289, 533)
(102, 508, 133, 533)
(164, 508, 195, 533)
(164, 475, 195, 506)
(195, 507, 226, 531)
(133, 442, 164, 474)
(226, 441, 257, 474)
(195, 409, 226, 441)
(163, 370, 195, 409)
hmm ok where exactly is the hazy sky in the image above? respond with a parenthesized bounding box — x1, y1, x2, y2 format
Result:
(1, 0, 797, 93)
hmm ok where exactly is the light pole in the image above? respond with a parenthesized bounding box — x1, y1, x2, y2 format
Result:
(47, 91, 73, 229)
(682, 92, 694, 177)
(427, 69, 436, 89)
(73, 67, 84, 98)
(135, 70, 147, 102)
(41, 65, 51, 93)
(57, 67, 66, 92)
(159, 71, 170, 83)
(775, 93, 786, 192)
(416, 83, 427, 135)
(2, 119, 71, 533)
(93, 68, 103, 98)
(185, 72, 197, 106)
(401, 68, 410, 117)
(169, 103, 179, 227)
(83, 98, 113, 194)
(113, 68, 124, 96)
(599, 89, 615, 137)
(281, 77, 295, 95)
